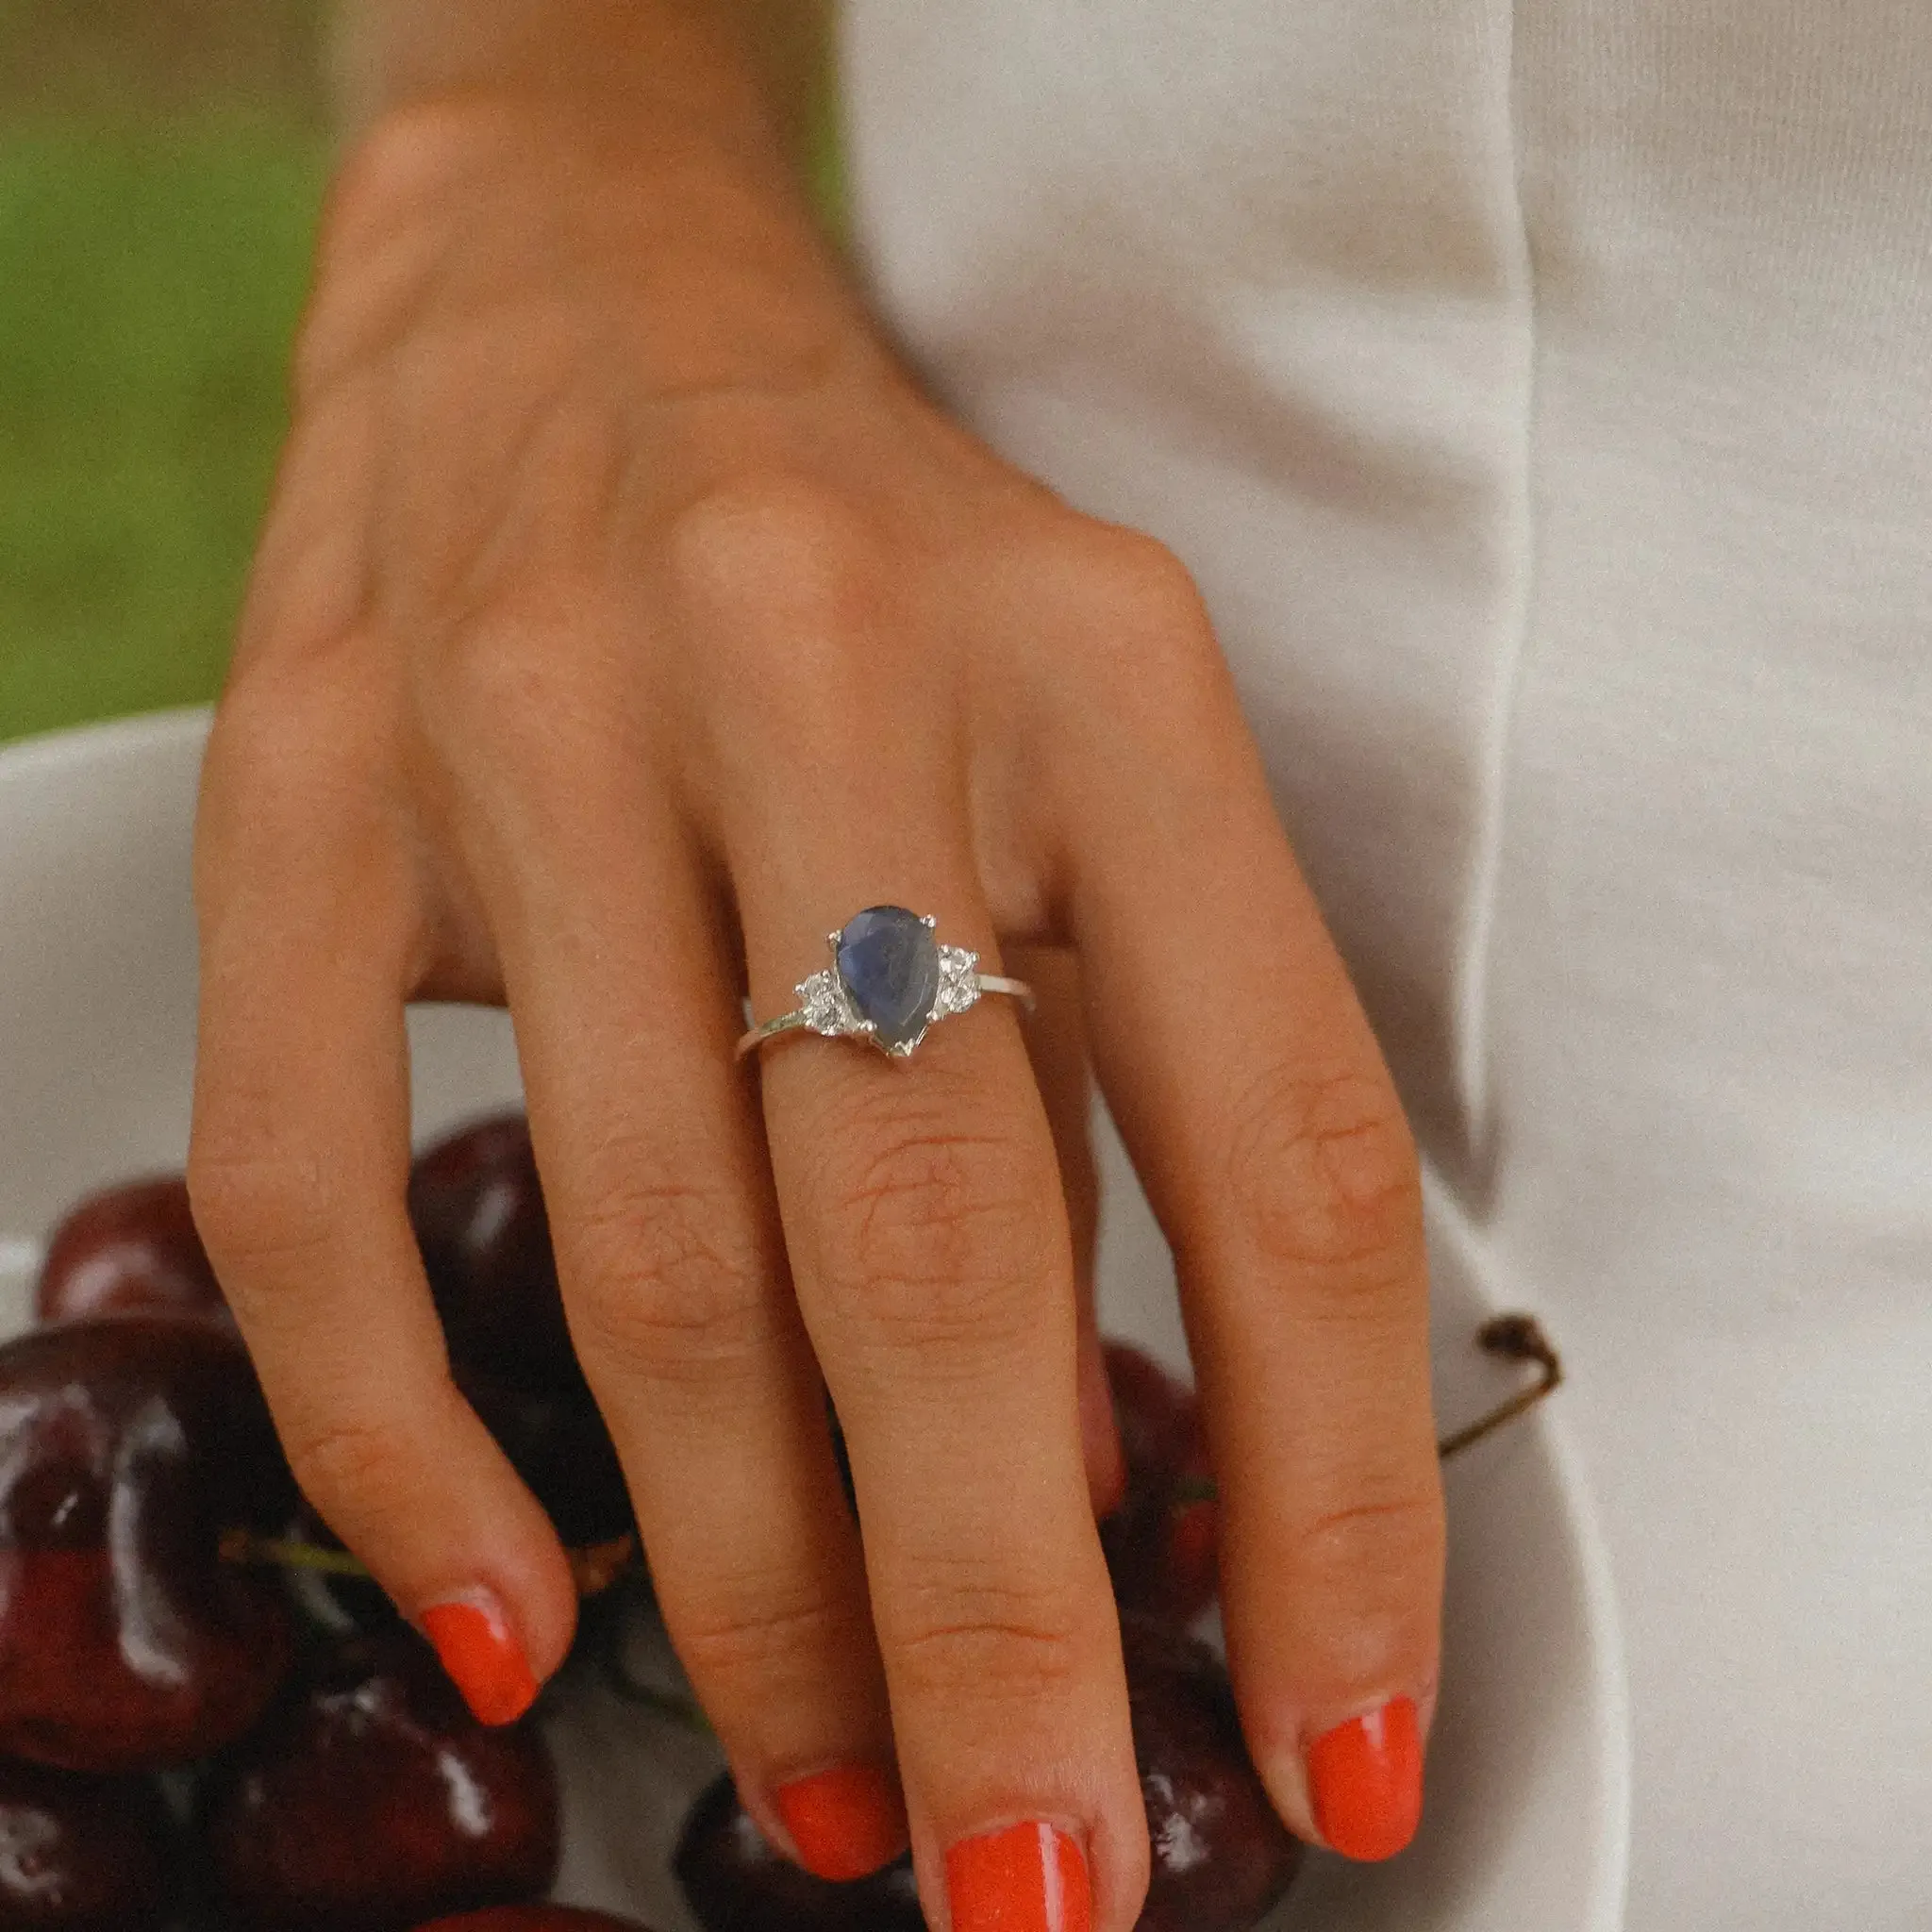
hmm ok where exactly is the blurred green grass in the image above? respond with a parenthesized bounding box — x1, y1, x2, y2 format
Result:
(0, 122, 325, 744)
(0, 12, 841, 754)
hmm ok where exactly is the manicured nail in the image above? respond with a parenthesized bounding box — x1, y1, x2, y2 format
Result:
(946, 1821, 1091, 1932)
(419, 1592, 539, 1725)
(774, 1762, 906, 1880)
(1307, 1697, 1423, 1860)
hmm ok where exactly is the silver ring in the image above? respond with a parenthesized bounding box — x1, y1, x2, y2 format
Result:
(737, 905, 1035, 1061)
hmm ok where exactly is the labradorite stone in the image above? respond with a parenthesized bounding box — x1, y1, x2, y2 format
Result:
(836, 906, 941, 1052)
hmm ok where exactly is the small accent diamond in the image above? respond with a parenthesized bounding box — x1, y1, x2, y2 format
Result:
(798, 970, 854, 1036)
(935, 945, 981, 1017)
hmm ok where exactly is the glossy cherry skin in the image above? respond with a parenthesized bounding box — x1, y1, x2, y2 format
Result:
(456, 1364, 632, 1549)
(0, 1758, 175, 1931)
(205, 1629, 559, 1932)
(408, 1115, 577, 1391)
(33, 1177, 226, 1326)
(415, 1914, 657, 1932)
(1099, 1342, 1220, 1627)
(1119, 1614, 1302, 1932)
(675, 1774, 924, 1932)
(675, 1618, 1301, 1932)
(0, 1315, 296, 1772)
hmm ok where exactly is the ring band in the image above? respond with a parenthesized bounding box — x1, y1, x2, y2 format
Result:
(737, 905, 1034, 1061)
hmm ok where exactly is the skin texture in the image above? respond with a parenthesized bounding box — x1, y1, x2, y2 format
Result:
(186, 3, 1446, 1924)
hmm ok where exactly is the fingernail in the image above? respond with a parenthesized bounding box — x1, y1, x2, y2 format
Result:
(419, 1592, 539, 1726)
(774, 1762, 906, 1880)
(1307, 1697, 1424, 1860)
(946, 1821, 1091, 1932)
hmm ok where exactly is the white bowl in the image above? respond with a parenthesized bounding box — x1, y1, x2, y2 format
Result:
(0, 708, 1627, 1931)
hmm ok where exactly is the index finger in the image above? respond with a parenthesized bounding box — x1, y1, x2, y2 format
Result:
(188, 708, 579, 1720)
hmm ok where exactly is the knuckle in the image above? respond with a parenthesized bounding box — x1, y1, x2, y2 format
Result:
(1222, 1063, 1423, 1290)
(1291, 1482, 1446, 1593)
(201, 667, 389, 872)
(1057, 524, 1211, 652)
(316, 97, 496, 270)
(808, 1096, 1058, 1343)
(888, 1576, 1086, 1707)
(300, 105, 495, 396)
(232, 457, 377, 671)
(1038, 525, 1237, 750)
(563, 1166, 767, 1381)
(444, 583, 596, 715)
(671, 1580, 870, 1688)
(441, 621, 555, 755)
(665, 474, 885, 658)
(431, 596, 620, 791)
(186, 1139, 340, 1279)
(195, 712, 418, 976)
(207, 671, 344, 800)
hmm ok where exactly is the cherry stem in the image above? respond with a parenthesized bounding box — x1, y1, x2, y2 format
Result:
(219, 1530, 371, 1577)
(218, 1528, 641, 1601)
(1168, 1312, 1564, 1507)
(1434, 1313, 1563, 1460)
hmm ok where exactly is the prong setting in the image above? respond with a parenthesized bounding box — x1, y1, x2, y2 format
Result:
(738, 914, 1027, 1061)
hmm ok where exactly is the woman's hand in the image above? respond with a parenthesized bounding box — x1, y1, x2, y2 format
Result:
(188, 87, 1443, 1932)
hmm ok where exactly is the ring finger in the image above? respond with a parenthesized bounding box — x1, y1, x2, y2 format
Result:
(730, 820, 1145, 1932)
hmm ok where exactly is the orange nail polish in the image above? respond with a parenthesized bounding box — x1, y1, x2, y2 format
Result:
(774, 1762, 907, 1880)
(419, 1595, 539, 1726)
(946, 1821, 1091, 1932)
(1307, 1697, 1423, 1860)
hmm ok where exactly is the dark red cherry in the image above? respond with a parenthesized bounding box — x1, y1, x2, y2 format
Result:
(675, 1617, 1300, 1932)
(205, 1629, 559, 1932)
(415, 1914, 658, 1932)
(1119, 1614, 1302, 1932)
(675, 1774, 924, 1932)
(0, 1315, 295, 1771)
(0, 1758, 176, 1931)
(455, 1364, 632, 1548)
(409, 1116, 577, 1391)
(33, 1177, 226, 1326)
(1099, 1342, 1219, 1627)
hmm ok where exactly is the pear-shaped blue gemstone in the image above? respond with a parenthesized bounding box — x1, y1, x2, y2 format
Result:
(836, 906, 941, 1053)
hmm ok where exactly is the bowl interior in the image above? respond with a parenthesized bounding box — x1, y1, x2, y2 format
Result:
(0, 708, 1625, 1931)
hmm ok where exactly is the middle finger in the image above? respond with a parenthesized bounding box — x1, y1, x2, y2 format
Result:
(442, 695, 901, 1878)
